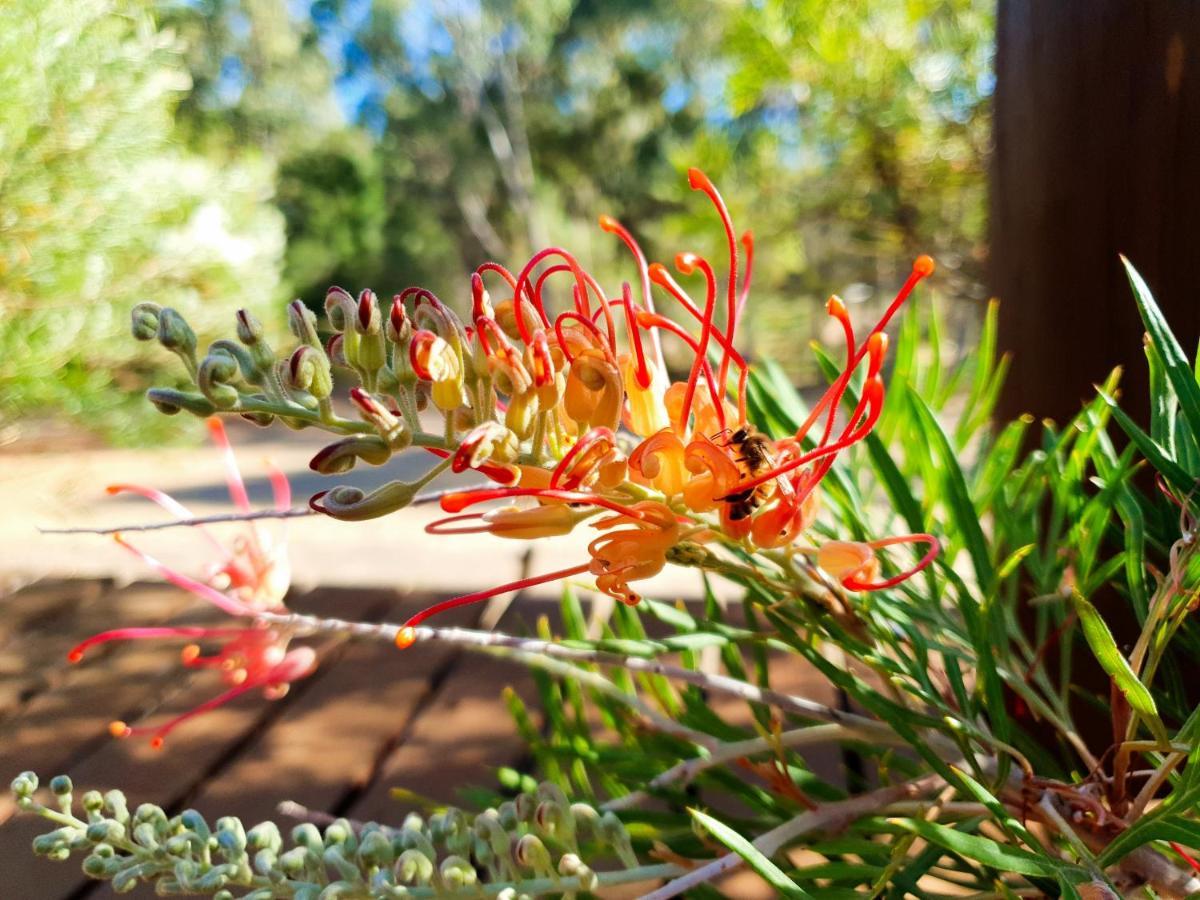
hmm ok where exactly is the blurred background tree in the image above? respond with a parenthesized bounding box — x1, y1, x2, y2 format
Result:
(0, 0, 994, 444)
(0, 0, 285, 445)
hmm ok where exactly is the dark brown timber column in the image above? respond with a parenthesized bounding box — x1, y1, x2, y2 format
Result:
(991, 2, 1200, 426)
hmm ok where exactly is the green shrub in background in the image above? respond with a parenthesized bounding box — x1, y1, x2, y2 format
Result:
(0, 0, 284, 444)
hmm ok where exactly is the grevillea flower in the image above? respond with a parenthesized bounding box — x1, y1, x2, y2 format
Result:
(297, 170, 941, 639)
(68, 419, 315, 748)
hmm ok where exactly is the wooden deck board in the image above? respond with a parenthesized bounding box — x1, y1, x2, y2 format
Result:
(1, 585, 397, 898)
(342, 597, 542, 826)
(183, 591, 485, 827)
(1, 579, 844, 899)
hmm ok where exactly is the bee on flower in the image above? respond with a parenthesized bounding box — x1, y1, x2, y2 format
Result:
(68, 418, 315, 749)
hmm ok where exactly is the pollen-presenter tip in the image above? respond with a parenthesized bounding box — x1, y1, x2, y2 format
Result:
(67, 648, 84, 664)
(686, 167, 707, 190)
(150, 736, 164, 751)
(109, 721, 131, 739)
(395, 626, 417, 650)
(598, 214, 618, 231)
(914, 255, 935, 277)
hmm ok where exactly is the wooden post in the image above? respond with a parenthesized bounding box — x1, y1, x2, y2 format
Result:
(991, 2, 1200, 427)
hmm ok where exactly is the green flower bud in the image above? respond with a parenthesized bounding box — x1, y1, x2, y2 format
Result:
(497, 802, 519, 830)
(131, 302, 162, 341)
(329, 819, 358, 853)
(288, 300, 322, 348)
(83, 853, 123, 878)
(198, 350, 242, 409)
(278, 846, 314, 877)
(81, 790, 105, 817)
(246, 821, 281, 854)
(353, 290, 387, 379)
(292, 823, 324, 852)
(357, 830, 394, 869)
(33, 827, 78, 856)
(133, 821, 160, 849)
(474, 811, 512, 861)
(87, 819, 126, 844)
(235, 309, 277, 374)
(165, 832, 203, 857)
(180, 810, 211, 845)
(558, 852, 598, 891)
(235, 309, 265, 346)
(193, 863, 233, 892)
(287, 345, 334, 401)
(308, 435, 392, 475)
(395, 848, 434, 885)
(322, 845, 360, 881)
(324, 287, 354, 332)
(327, 333, 347, 368)
(513, 834, 552, 876)
(252, 848, 278, 878)
(313, 479, 426, 521)
(598, 811, 638, 868)
(49, 775, 72, 796)
(132, 801, 164, 830)
(569, 803, 599, 841)
(112, 861, 155, 893)
(439, 855, 477, 889)
(216, 817, 247, 855)
(146, 388, 216, 418)
(10, 771, 38, 797)
(513, 792, 536, 824)
(157, 308, 197, 358)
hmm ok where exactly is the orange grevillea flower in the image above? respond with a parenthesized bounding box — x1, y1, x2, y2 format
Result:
(587, 501, 682, 605)
(310, 170, 943, 639)
(69, 419, 315, 748)
(817, 535, 941, 592)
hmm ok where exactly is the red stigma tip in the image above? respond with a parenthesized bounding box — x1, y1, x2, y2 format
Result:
(149, 736, 164, 751)
(913, 255, 935, 277)
(687, 167, 708, 190)
(67, 649, 84, 664)
(647, 262, 669, 284)
(675, 252, 698, 275)
(357, 290, 375, 329)
(104, 485, 120, 495)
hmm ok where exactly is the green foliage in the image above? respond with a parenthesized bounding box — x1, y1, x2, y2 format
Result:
(488, 279, 1200, 894)
(0, 0, 285, 443)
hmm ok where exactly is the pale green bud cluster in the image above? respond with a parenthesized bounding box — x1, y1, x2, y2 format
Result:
(131, 288, 505, 518)
(14, 773, 638, 898)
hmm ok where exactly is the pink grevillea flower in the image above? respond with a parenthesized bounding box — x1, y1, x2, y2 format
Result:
(68, 418, 316, 748)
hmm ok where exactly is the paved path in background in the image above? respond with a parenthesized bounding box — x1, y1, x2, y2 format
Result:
(1, 420, 718, 602)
